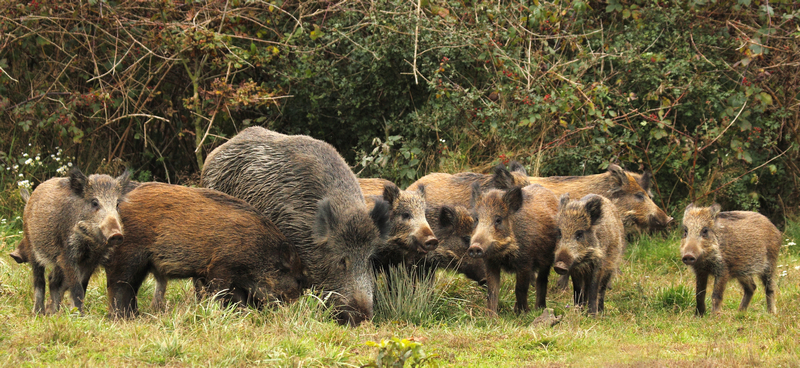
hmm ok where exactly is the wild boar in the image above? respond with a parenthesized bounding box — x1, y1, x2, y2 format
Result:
(468, 184, 559, 315)
(415, 205, 486, 285)
(553, 194, 625, 316)
(105, 183, 307, 318)
(680, 204, 780, 316)
(406, 165, 529, 209)
(22, 168, 131, 314)
(201, 127, 391, 326)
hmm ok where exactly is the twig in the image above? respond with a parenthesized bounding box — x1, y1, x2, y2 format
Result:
(697, 148, 789, 201)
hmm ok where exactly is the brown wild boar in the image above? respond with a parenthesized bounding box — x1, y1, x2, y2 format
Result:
(360, 179, 438, 275)
(468, 184, 558, 314)
(406, 165, 529, 209)
(553, 194, 625, 316)
(201, 127, 390, 326)
(106, 183, 306, 318)
(680, 204, 779, 316)
(21, 168, 131, 314)
(416, 205, 486, 285)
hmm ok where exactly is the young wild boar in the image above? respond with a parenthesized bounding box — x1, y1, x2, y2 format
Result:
(21, 168, 131, 315)
(553, 194, 625, 316)
(360, 179, 438, 275)
(469, 184, 558, 315)
(105, 183, 307, 318)
(201, 127, 391, 326)
(415, 205, 486, 285)
(680, 204, 780, 316)
(406, 164, 529, 209)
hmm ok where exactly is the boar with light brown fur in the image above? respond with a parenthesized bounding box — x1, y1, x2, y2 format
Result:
(468, 184, 558, 314)
(680, 204, 779, 316)
(553, 194, 625, 316)
(406, 165, 529, 209)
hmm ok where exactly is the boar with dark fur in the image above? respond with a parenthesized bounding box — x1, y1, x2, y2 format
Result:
(406, 165, 529, 209)
(680, 204, 779, 316)
(360, 179, 438, 275)
(468, 184, 558, 315)
(106, 183, 306, 318)
(201, 127, 390, 326)
(415, 205, 486, 285)
(21, 168, 131, 314)
(553, 194, 625, 316)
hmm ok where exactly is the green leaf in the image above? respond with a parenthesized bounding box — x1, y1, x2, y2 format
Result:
(309, 24, 324, 41)
(651, 128, 667, 140)
(622, 9, 631, 19)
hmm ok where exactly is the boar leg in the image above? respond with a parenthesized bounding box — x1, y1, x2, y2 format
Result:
(597, 272, 613, 313)
(485, 263, 501, 316)
(106, 264, 148, 318)
(150, 271, 168, 312)
(710, 272, 730, 314)
(737, 276, 757, 312)
(31, 260, 46, 315)
(694, 271, 709, 316)
(760, 272, 776, 314)
(46, 266, 66, 314)
(571, 273, 584, 306)
(64, 265, 87, 314)
(586, 267, 601, 316)
(534, 266, 550, 310)
(514, 268, 531, 313)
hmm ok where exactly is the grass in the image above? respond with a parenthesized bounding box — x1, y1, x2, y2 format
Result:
(1, 215, 799, 367)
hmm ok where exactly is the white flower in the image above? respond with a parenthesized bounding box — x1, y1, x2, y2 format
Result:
(780, 270, 788, 277)
(795, 266, 800, 270)
(18, 173, 23, 177)
(35, 155, 40, 161)
(67, 162, 73, 167)
(22, 153, 28, 157)
(24, 158, 33, 165)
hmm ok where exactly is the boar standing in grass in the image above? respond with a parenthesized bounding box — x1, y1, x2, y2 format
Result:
(680, 204, 780, 316)
(106, 183, 307, 318)
(359, 179, 439, 275)
(468, 184, 558, 314)
(21, 168, 131, 315)
(553, 194, 625, 316)
(406, 165, 529, 209)
(201, 127, 391, 326)
(416, 205, 486, 285)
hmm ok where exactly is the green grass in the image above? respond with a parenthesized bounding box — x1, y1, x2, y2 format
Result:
(1, 216, 799, 367)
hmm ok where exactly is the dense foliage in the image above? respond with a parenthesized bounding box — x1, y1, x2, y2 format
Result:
(1, 0, 798, 222)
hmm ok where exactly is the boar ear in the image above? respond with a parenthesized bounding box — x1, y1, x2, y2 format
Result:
(370, 198, 392, 239)
(313, 198, 337, 241)
(683, 203, 695, 219)
(470, 181, 481, 209)
(437, 205, 457, 230)
(584, 195, 604, 225)
(415, 183, 426, 199)
(507, 161, 527, 176)
(68, 167, 87, 196)
(558, 193, 570, 212)
(709, 203, 721, 219)
(491, 165, 515, 189)
(607, 164, 627, 189)
(503, 187, 524, 213)
(637, 171, 653, 194)
(19, 187, 30, 203)
(381, 182, 400, 207)
(116, 169, 134, 193)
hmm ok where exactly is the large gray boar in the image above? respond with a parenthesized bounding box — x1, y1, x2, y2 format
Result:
(553, 194, 625, 316)
(201, 127, 391, 326)
(22, 168, 131, 314)
(468, 184, 559, 315)
(680, 204, 779, 316)
(106, 183, 307, 318)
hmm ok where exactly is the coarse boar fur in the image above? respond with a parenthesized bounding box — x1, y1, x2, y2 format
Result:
(416, 205, 486, 285)
(106, 183, 307, 318)
(21, 168, 132, 314)
(201, 127, 390, 326)
(680, 204, 780, 316)
(468, 184, 559, 314)
(406, 165, 529, 209)
(553, 194, 625, 316)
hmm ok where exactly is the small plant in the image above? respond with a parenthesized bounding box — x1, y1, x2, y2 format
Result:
(373, 265, 450, 326)
(656, 285, 695, 313)
(364, 337, 438, 368)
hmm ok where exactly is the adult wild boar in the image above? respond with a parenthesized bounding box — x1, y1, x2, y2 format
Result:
(406, 165, 529, 209)
(360, 178, 438, 275)
(416, 205, 486, 285)
(106, 183, 307, 318)
(468, 184, 559, 314)
(21, 168, 131, 314)
(553, 194, 625, 316)
(680, 204, 779, 316)
(201, 127, 391, 326)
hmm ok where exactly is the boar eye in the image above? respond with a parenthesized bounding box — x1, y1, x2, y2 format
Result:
(400, 212, 411, 221)
(682, 226, 688, 239)
(701, 227, 710, 238)
(339, 257, 350, 271)
(555, 228, 562, 240)
(493, 216, 502, 227)
(635, 192, 646, 201)
(91, 199, 100, 209)
(575, 230, 584, 241)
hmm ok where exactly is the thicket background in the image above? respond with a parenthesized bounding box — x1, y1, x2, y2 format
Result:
(1, 0, 798, 223)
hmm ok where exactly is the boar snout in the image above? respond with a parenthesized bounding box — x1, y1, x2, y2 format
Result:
(101, 217, 124, 246)
(336, 294, 373, 326)
(422, 236, 439, 252)
(468, 244, 485, 258)
(681, 254, 697, 265)
(553, 261, 570, 275)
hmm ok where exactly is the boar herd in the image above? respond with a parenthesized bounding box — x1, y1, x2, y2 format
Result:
(9, 127, 783, 325)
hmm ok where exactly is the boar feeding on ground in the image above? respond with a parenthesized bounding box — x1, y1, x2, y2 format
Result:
(680, 204, 780, 316)
(106, 183, 306, 318)
(201, 127, 390, 326)
(553, 194, 625, 316)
